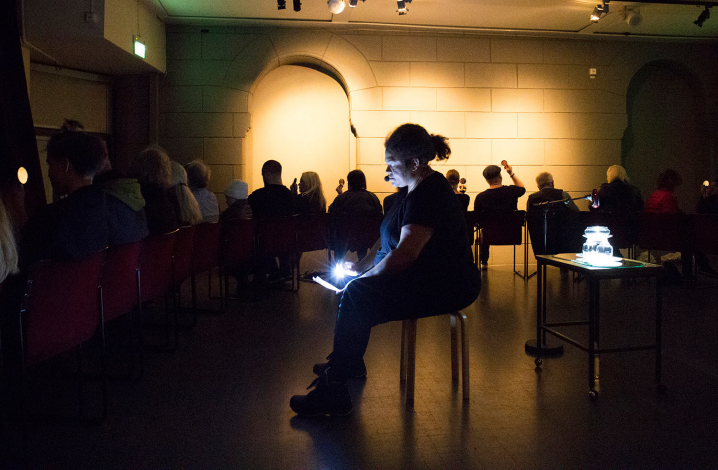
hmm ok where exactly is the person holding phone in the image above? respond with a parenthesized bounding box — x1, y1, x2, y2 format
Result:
(290, 124, 480, 417)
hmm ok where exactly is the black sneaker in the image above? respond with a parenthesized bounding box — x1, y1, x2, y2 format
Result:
(481, 262, 488, 271)
(290, 375, 353, 417)
(313, 362, 367, 379)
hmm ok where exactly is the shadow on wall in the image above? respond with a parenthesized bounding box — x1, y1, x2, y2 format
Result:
(622, 60, 711, 212)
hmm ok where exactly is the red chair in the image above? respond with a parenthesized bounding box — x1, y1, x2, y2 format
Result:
(693, 214, 718, 255)
(256, 215, 299, 291)
(101, 241, 142, 379)
(190, 222, 223, 312)
(171, 225, 196, 325)
(476, 210, 528, 279)
(638, 212, 690, 254)
(139, 230, 178, 349)
(19, 250, 107, 420)
(221, 218, 256, 302)
(296, 212, 331, 274)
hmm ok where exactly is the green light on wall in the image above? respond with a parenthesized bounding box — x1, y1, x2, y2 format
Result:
(134, 36, 146, 59)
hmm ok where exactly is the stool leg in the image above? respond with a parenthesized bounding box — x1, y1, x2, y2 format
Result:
(400, 320, 407, 382)
(406, 319, 417, 403)
(458, 312, 470, 401)
(450, 314, 459, 382)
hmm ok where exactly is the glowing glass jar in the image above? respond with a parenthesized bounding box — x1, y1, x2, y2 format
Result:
(582, 226, 613, 259)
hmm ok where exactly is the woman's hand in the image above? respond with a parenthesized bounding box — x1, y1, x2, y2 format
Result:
(336, 179, 345, 195)
(290, 178, 298, 195)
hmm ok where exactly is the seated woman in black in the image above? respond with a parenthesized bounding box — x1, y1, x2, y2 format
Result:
(290, 123, 481, 416)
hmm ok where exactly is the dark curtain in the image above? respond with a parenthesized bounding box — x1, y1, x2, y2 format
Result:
(0, 0, 46, 218)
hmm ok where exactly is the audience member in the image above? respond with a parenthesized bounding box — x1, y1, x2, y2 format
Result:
(186, 160, 220, 223)
(130, 145, 179, 235)
(169, 161, 203, 226)
(527, 172, 579, 212)
(329, 169, 382, 261)
(695, 176, 718, 277)
(645, 169, 682, 213)
(696, 176, 718, 215)
(248, 160, 295, 281)
(446, 169, 470, 211)
(328, 170, 381, 214)
(20, 131, 109, 266)
(94, 155, 149, 246)
(291, 171, 326, 214)
(221, 179, 253, 221)
(592, 165, 643, 213)
(0, 196, 19, 285)
(473, 163, 526, 268)
(248, 160, 294, 219)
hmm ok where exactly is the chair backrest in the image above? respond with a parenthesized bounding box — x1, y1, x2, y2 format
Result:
(638, 212, 690, 253)
(191, 222, 222, 276)
(329, 211, 383, 253)
(139, 230, 177, 303)
(464, 211, 478, 245)
(296, 213, 329, 253)
(478, 211, 525, 246)
(102, 241, 141, 323)
(222, 218, 256, 268)
(580, 211, 640, 249)
(526, 208, 584, 256)
(21, 250, 107, 365)
(172, 225, 196, 289)
(693, 214, 718, 255)
(255, 216, 298, 258)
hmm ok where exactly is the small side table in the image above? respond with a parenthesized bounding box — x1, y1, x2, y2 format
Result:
(533, 254, 664, 399)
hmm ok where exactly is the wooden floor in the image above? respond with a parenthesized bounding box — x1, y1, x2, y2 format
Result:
(2, 252, 718, 469)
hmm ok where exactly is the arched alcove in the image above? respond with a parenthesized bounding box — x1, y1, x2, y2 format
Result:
(249, 65, 351, 203)
(622, 60, 709, 211)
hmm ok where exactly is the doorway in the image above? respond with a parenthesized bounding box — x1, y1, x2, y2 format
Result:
(251, 65, 350, 204)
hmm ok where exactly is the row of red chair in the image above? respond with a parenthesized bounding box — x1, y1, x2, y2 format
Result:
(14, 211, 385, 420)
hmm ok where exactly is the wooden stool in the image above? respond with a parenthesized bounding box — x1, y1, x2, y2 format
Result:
(400, 311, 470, 403)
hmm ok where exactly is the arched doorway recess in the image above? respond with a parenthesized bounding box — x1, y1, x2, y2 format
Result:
(250, 64, 351, 204)
(622, 60, 709, 212)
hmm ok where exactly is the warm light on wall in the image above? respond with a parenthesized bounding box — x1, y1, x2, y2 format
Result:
(17, 167, 28, 185)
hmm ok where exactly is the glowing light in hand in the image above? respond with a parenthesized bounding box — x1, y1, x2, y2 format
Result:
(333, 264, 358, 279)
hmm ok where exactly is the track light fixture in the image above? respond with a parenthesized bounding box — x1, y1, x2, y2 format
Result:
(624, 8, 643, 27)
(694, 5, 711, 27)
(293, 0, 301, 12)
(349, 0, 363, 7)
(590, 1, 609, 23)
(277, 0, 286, 10)
(328, 0, 345, 14)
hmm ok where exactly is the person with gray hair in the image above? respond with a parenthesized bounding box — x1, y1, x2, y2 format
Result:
(527, 172, 578, 212)
(221, 179, 253, 221)
(185, 160, 219, 223)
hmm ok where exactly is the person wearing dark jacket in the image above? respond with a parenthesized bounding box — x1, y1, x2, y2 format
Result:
(95, 166, 148, 246)
(591, 165, 643, 213)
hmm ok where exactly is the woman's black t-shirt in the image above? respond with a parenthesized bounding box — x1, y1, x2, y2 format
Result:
(375, 171, 474, 272)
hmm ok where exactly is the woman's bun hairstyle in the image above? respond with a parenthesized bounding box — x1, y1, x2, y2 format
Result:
(385, 123, 451, 165)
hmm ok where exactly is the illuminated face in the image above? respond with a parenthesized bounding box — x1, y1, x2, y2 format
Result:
(47, 155, 70, 196)
(384, 151, 414, 188)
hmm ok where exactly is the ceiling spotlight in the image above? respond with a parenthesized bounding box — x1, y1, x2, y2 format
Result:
(293, 0, 301, 12)
(624, 9, 642, 27)
(277, 0, 286, 10)
(349, 0, 360, 6)
(328, 0, 345, 14)
(590, 2, 609, 23)
(694, 6, 710, 27)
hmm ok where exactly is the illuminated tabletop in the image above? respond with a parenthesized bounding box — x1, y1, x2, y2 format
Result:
(532, 254, 664, 399)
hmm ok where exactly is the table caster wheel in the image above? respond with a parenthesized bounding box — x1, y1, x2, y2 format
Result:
(534, 357, 542, 367)
(589, 389, 598, 400)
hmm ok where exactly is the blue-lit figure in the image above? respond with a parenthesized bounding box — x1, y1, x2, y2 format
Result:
(290, 124, 481, 417)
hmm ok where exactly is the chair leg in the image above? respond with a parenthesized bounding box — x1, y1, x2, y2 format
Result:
(76, 346, 84, 419)
(457, 312, 470, 401)
(450, 314, 460, 383)
(400, 320, 407, 382)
